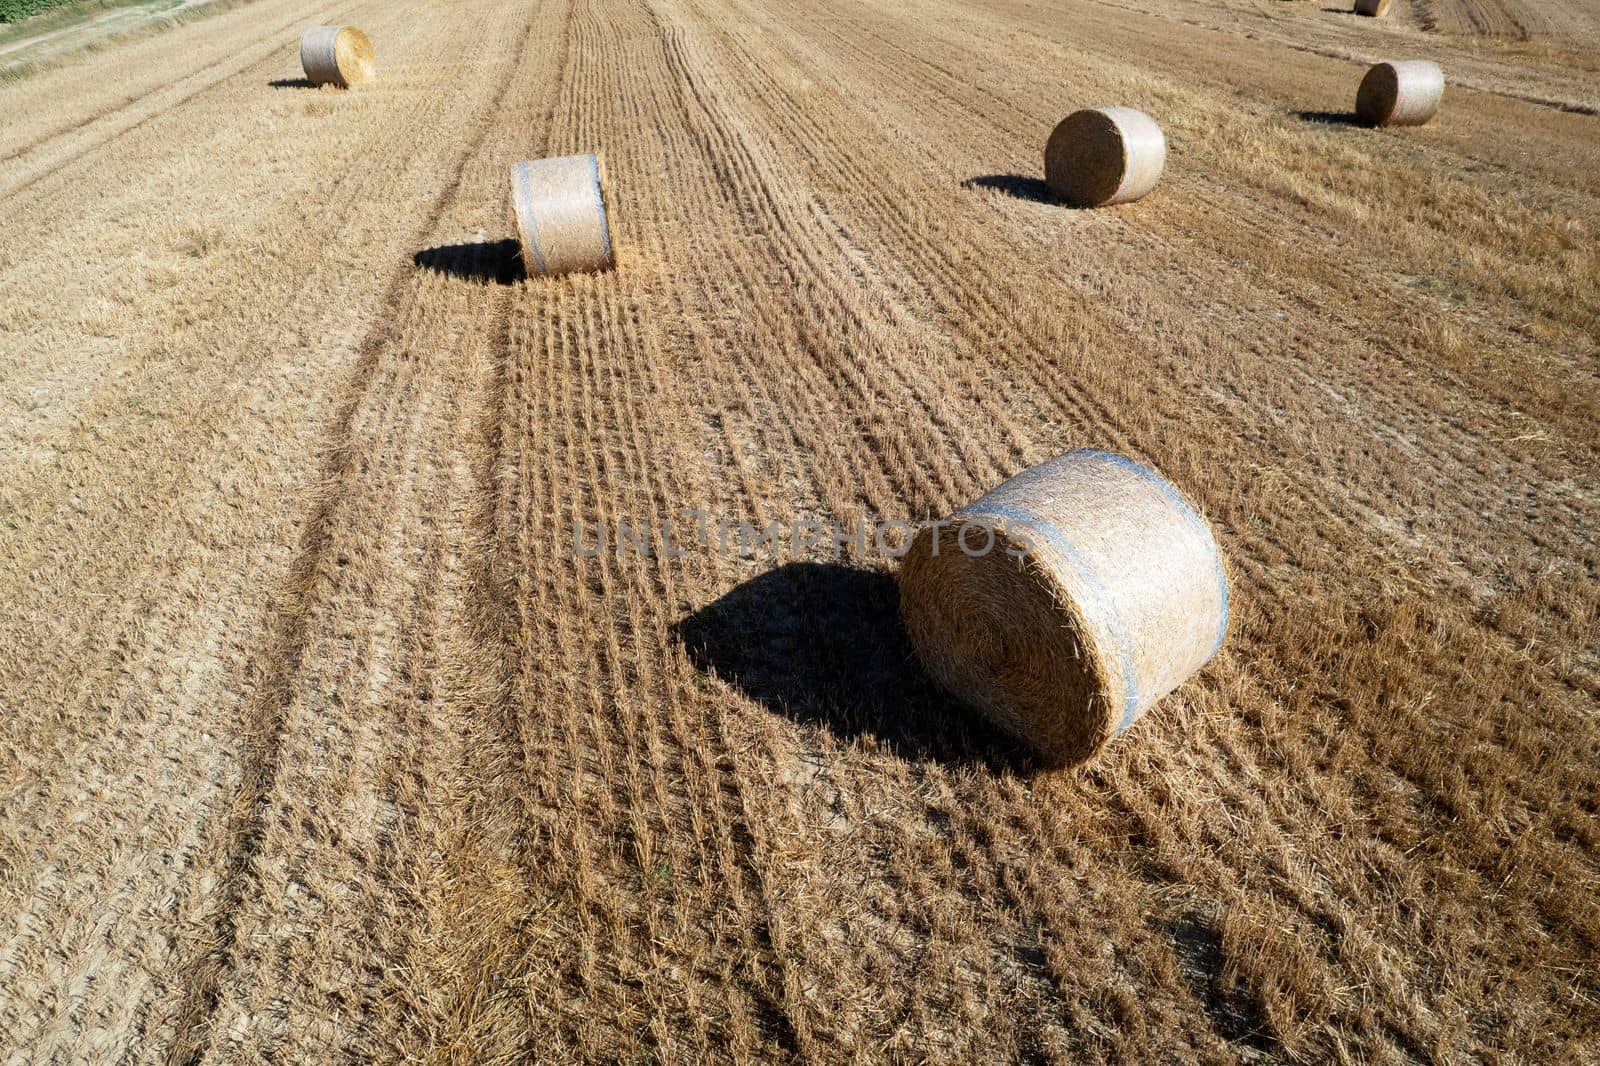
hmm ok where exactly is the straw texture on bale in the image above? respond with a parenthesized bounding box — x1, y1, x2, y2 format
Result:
(899, 449, 1229, 766)
(509, 154, 615, 277)
(299, 26, 375, 88)
(1353, 0, 1393, 17)
(1356, 60, 1444, 127)
(1044, 107, 1166, 208)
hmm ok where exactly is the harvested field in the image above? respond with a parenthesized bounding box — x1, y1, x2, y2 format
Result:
(0, 0, 1596, 1061)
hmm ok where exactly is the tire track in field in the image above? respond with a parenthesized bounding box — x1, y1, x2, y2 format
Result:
(477, 11, 805, 1050)
(643, 6, 993, 515)
(0, 5, 502, 1056)
(1457, 0, 1530, 39)
(161, 9, 539, 1059)
(1412, 0, 1443, 33)
(470, 1, 922, 1051)
(396, 2, 580, 1058)
(160, 286, 411, 1066)
(174, 0, 565, 1048)
(0, 0, 466, 744)
(564, 19, 892, 1056)
(662, 25, 1027, 501)
(420, 289, 539, 1059)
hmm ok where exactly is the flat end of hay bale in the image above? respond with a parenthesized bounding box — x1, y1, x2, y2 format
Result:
(336, 28, 376, 86)
(1044, 107, 1166, 208)
(899, 449, 1229, 767)
(1353, 0, 1393, 16)
(900, 521, 1119, 766)
(509, 154, 616, 277)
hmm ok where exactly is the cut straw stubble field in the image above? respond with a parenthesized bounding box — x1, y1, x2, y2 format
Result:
(0, 0, 549, 1058)
(461, 0, 1598, 1057)
(1076, 0, 1599, 114)
(0, 0, 1597, 1062)
(163, 4, 573, 1059)
(0, 0, 371, 196)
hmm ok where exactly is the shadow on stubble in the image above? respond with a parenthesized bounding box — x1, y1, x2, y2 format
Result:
(673, 562, 1034, 773)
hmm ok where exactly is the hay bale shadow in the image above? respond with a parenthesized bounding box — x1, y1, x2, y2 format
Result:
(1298, 110, 1362, 126)
(962, 173, 1058, 204)
(412, 239, 525, 285)
(268, 78, 316, 89)
(673, 562, 1032, 771)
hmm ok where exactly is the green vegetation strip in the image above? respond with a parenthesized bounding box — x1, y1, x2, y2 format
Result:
(1, 0, 79, 24)
(2, 0, 175, 37)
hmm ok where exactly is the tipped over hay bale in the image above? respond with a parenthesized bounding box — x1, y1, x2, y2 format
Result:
(1356, 60, 1444, 127)
(299, 26, 375, 88)
(899, 449, 1229, 766)
(1044, 107, 1166, 208)
(509, 154, 615, 277)
(1353, 0, 1393, 16)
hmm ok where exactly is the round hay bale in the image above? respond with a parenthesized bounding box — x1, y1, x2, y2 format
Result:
(899, 449, 1229, 766)
(1044, 107, 1166, 208)
(509, 154, 615, 277)
(299, 26, 375, 88)
(1353, 0, 1393, 16)
(1356, 60, 1444, 127)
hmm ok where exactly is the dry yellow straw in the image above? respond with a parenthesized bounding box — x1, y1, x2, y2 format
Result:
(1353, 0, 1393, 17)
(299, 26, 375, 88)
(899, 449, 1229, 766)
(1044, 107, 1166, 208)
(1356, 60, 1444, 127)
(509, 154, 615, 277)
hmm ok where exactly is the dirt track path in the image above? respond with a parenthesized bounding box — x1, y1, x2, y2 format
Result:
(1, 0, 1595, 1061)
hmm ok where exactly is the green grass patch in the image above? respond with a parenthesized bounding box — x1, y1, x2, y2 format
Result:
(1, 0, 172, 39)
(0, 0, 75, 23)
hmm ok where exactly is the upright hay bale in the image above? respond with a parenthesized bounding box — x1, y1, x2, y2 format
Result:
(1353, 0, 1393, 16)
(899, 449, 1229, 766)
(1044, 107, 1166, 208)
(509, 154, 615, 277)
(299, 26, 375, 88)
(1356, 60, 1444, 127)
